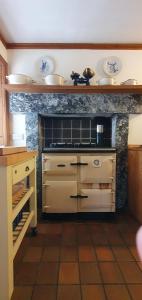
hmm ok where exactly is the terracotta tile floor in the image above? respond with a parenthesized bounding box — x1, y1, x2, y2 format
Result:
(12, 212, 142, 300)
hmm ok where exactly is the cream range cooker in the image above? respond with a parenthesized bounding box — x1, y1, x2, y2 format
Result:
(42, 152, 116, 213)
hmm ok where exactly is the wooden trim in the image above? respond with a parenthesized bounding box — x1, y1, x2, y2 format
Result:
(0, 151, 37, 166)
(0, 57, 9, 145)
(6, 42, 142, 50)
(0, 33, 7, 49)
(0, 54, 7, 68)
(3, 83, 142, 94)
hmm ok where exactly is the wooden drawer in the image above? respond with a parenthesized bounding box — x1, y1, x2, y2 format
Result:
(12, 158, 35, 184)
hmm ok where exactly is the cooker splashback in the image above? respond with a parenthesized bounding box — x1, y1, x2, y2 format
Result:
(40, 114, 112, 149)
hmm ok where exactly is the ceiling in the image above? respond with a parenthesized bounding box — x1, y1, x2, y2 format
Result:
(0, 0, 142, 44)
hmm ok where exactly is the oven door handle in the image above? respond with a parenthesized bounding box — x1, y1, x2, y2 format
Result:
(78, 194, 88, 198)
(70, 162, 78, 166)
(79, 162, 88, 166)
(70, 162, 88, 166)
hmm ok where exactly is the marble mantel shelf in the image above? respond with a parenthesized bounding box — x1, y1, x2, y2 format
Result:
(3, 84, 142, 94)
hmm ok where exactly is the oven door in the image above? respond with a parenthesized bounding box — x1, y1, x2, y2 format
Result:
(78, 189, 115, 212)
(42, 181, 77, 213)
(80, 155, 115, 183)
(42, 154, 77, 175)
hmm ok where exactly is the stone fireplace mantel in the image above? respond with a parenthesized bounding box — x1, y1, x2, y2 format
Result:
(9, 92, 142, 210)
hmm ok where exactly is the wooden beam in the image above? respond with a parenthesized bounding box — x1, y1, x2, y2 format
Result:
(0, 33, 7, 49)
(0, 54, 8, 68)
(3, 84, 142, 94)
(6, 42, 142, 50)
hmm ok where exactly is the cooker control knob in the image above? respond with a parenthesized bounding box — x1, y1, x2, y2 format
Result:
(93, 159, 100, 167)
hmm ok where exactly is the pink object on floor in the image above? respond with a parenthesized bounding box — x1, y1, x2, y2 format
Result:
(136, 226, 142, 261)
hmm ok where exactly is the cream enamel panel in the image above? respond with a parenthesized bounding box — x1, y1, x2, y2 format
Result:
(78, 189, 115, 211)
(80, 155, 115, 183)
(42, 181, 77, 213)
(42, 154, 77, 175)
(42, 153, 116, 213)
(12, 158, 35, 184)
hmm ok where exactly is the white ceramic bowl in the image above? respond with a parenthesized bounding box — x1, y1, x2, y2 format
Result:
(121, 79, 137, 85)
(6, 74, 33, 84)
(44, 74, 64, 85)
(98, 77, 115, 85)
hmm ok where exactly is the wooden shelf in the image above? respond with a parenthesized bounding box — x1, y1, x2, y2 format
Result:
(3, 84, 142, 94)
(12, 187, 34, 221)
(13, 211, 34, 258)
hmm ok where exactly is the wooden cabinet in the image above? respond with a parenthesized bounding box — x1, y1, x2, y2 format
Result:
(0, 55, 8, 145)
(42, 152, 116, 213)
(0, 151, 37, 300)
(128, 146, 142, 223)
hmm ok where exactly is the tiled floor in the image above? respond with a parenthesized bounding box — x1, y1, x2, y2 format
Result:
(12, 212, 142, 300)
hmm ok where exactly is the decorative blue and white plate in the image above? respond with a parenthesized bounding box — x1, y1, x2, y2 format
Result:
(103, 56, 122, 76)
(39, 56, 55, 77)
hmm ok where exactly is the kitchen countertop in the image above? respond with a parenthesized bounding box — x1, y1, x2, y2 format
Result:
(0, 151, 37, 166)
(42, 147, 116, 153)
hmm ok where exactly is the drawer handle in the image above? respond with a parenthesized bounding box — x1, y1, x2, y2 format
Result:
(57, 164, 65, 167)
(70, 162, 78, 166)
(15, 170, 17, 174)
(25, 166, 30, 172)
(70, 195, 78, 198)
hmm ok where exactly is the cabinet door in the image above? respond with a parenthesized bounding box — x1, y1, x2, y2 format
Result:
(42, 181, 77, 213)
(128, 149, 142, 223)
(42, 154, 77, 175)
(80, 155, 115, 183)
(78, 189, 115, 212)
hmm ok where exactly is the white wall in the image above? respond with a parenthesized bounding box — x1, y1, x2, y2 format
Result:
(8, 48, 142, 145)
(0, 41, 8, 62)
(8, 49, 142, 84)
(9, 114, 26, 146)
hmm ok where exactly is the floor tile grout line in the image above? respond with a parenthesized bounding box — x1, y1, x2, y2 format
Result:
(76, 222, 82, 300)
(118, 230, 142, 272)
(125, 283, 136, 300)
(56, 227, 63, 300)
(104, 236, 135, 300)
(95, 257, 108, 300)
(30, 239, 45, 299)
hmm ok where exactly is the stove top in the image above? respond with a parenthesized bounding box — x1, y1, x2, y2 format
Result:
(44, 142, 97, 149)
(42, 142, 116, 153)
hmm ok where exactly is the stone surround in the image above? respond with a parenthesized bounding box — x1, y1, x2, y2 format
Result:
(9, 92, 142, 209)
